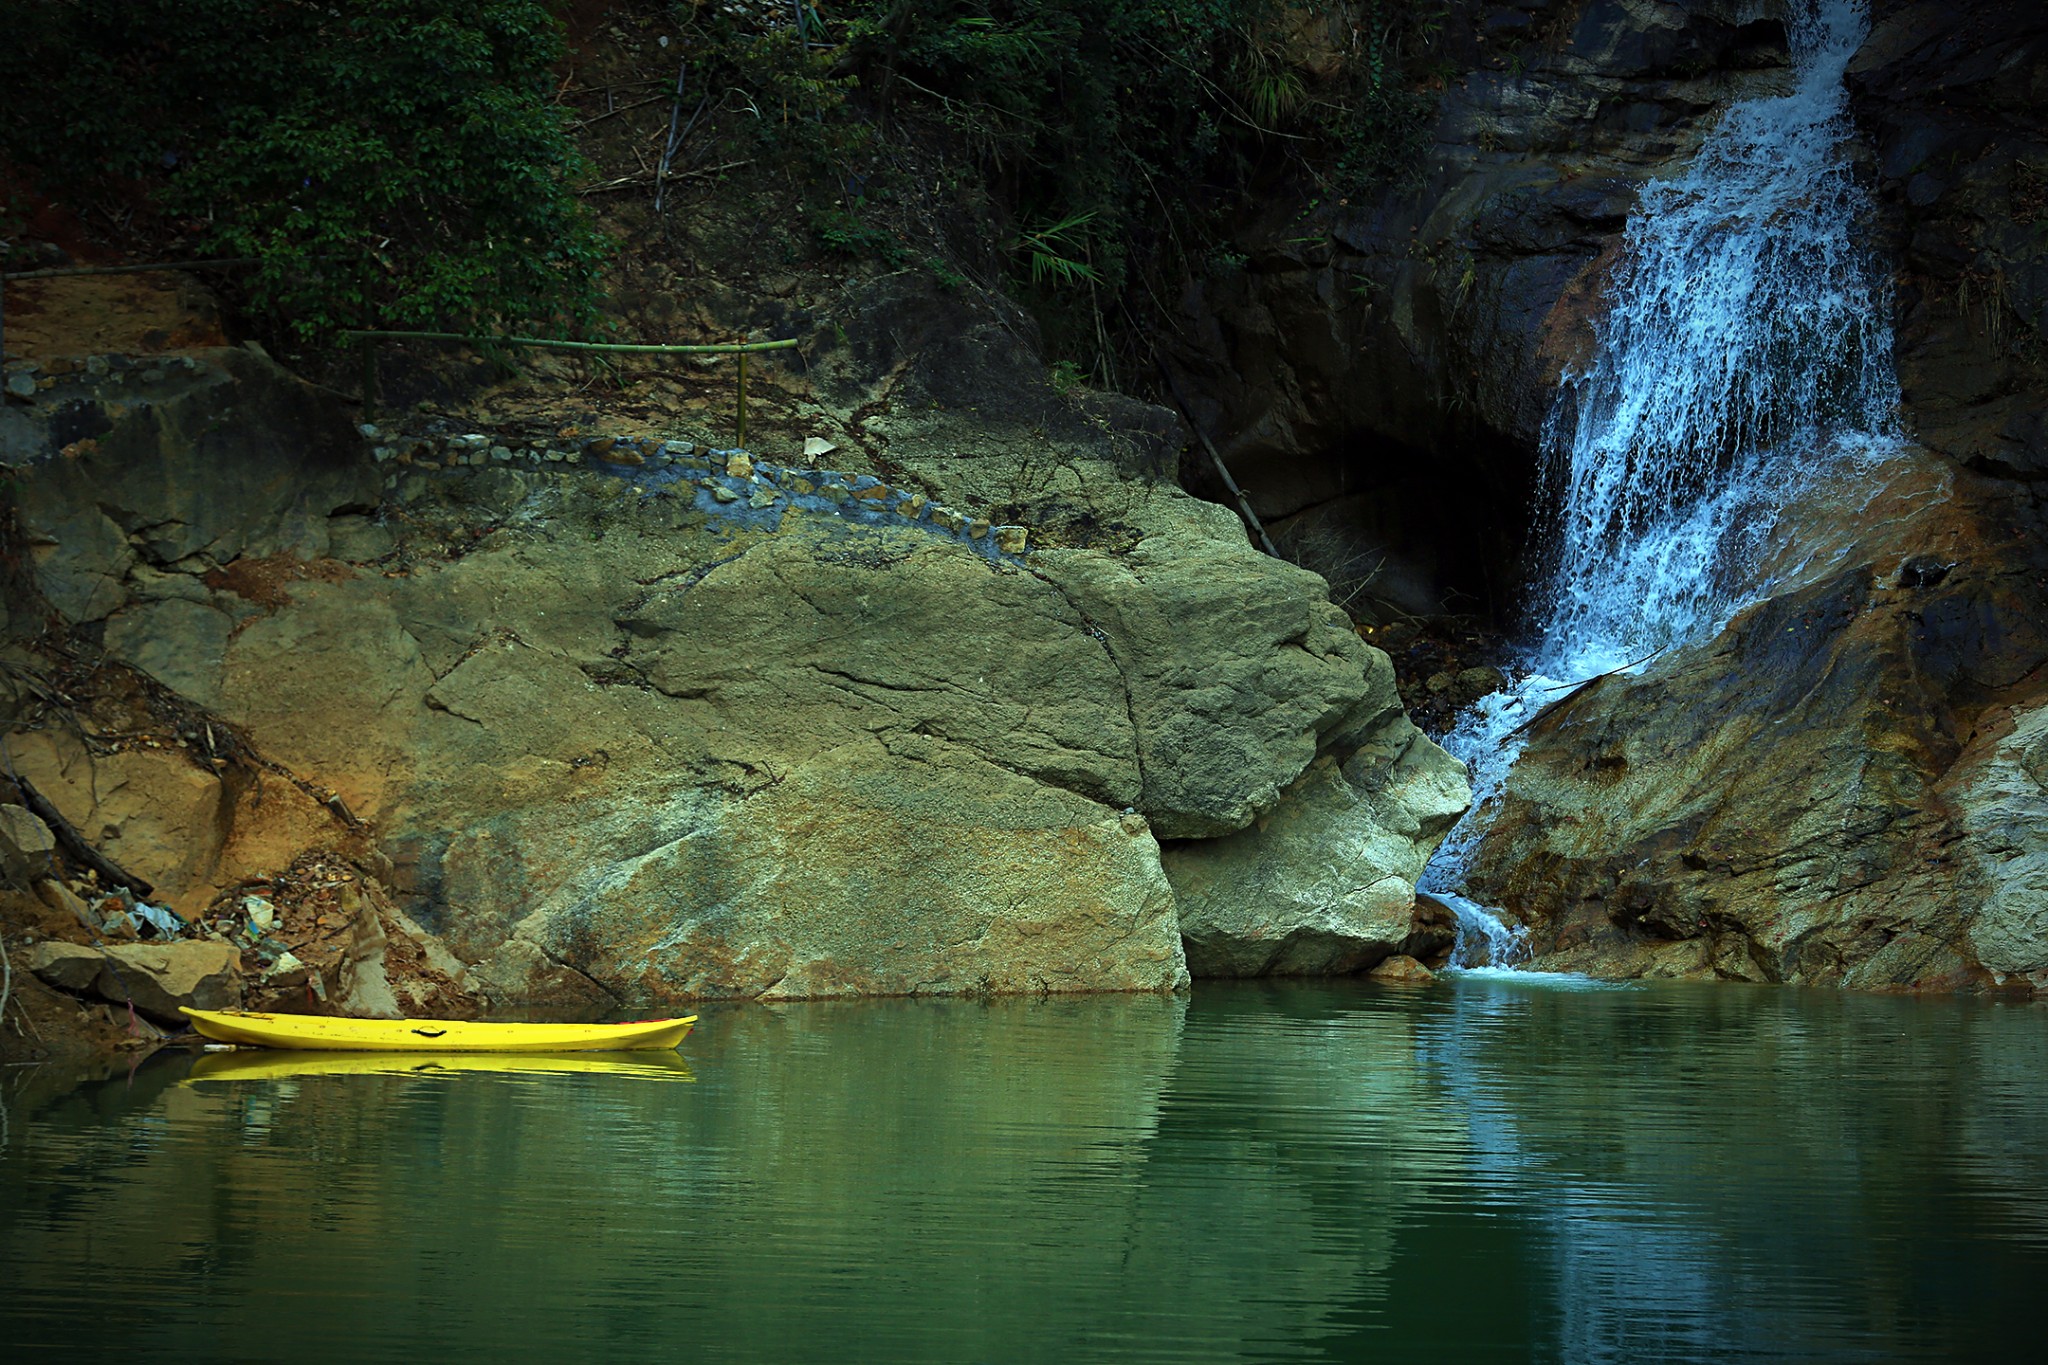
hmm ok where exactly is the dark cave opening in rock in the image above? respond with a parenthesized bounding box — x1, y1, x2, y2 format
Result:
(1183, 425, 1541, 731)
(1186, 428, 1540, 630)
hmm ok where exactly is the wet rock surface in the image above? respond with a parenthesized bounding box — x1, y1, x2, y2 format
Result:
(1466, 450, 2048, 991)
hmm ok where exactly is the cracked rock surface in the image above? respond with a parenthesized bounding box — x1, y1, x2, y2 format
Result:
(6, 331, 1465, 1004)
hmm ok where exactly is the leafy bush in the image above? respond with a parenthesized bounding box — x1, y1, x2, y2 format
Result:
(0, 0, 611, 338)
(835, 0, 1439, 294)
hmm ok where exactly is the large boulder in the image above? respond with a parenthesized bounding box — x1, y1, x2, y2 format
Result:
(483, 739, 1186, 1003)
(4, 275, 1463, 1005)
(1164, 658, 1470, 975)
(1036, 534, 1380, 838)
(95, 942, 243, 1023)
(1954, 699, 2048, 982)
(26, 940, 243, 1023)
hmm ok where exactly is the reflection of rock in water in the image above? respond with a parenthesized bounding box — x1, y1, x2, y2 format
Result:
(1417, 978, 2048, 1360)
(3, 987, 2045, 1357)
(1073, 990, 1470, 1354)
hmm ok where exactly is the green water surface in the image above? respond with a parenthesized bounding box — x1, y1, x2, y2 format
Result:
(2, 976, 2043, 1362)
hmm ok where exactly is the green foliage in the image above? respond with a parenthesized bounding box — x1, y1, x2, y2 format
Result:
(1046, 357, 1088, 392)
(810, 204, 905, 262)
(1015, 211, 1102, 287)
(0, 0, 610, 338)
(829, 0, 1441, 358)
(712, 17, 864, 164)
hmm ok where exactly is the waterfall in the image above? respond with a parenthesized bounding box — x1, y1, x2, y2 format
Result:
(1424, 0, 1901, 963)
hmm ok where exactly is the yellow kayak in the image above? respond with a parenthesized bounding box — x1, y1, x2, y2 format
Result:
(186, 1049, 695, 1083)
(179, 1008, 696, 1052)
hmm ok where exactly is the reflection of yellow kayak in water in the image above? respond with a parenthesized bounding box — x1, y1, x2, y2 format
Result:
(186, 1049, 696, 1084)
(179, 1008, 695, 1053)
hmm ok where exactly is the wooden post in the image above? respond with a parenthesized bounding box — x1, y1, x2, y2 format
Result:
(736, 345, 748, 450)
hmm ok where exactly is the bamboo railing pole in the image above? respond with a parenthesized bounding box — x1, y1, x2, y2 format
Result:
(337, 330, 799, 356)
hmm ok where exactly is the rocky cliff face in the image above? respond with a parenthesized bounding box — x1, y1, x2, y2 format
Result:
(1, 271, 1468, 1009)
(1466, 449, 2048, 991)
(1170, 0, 2048, 993)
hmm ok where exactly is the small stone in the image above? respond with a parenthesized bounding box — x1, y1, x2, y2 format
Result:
(5, 372, 36, 400)
(491, 445, 514, 462)
(749, 487, 779, 509)
(994, 526, 1029, 555)
(545, 449, 566, 462)
(931, 506, 965, 532)
(852, 484, 889, 502)
(373, 446, 394, 462)
(1450, 667, 1507, 708)
(787, 476, 816, 495)
(458, 434, 490, 450)
(85, 355, 110, 377)
(726, 452, 754, 479)
(358, 423, 382, 440)
(712, 485, 741, 503)
(663, 441, 696, 458)
(905, 493, 928, 517)
(1367, 954, 1436, 984)
(139, 368, 165, 383)
(967, 519, 992, 540)
(819, 481, 852, 500)
(565, 450, 583, 464)
(35, 878, 99, 934)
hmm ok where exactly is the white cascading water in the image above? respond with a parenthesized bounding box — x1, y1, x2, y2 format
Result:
(1425, 0, 1902, 967)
